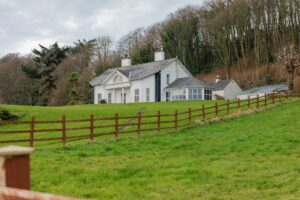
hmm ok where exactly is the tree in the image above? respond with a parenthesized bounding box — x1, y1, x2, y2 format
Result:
(22, 42, 72, 105)
(277, 45, 300, 92)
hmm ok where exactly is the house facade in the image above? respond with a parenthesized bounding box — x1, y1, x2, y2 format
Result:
(90, 50, 214, 104)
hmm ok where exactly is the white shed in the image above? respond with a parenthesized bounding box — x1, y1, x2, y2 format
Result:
(211, 79, 242, 100)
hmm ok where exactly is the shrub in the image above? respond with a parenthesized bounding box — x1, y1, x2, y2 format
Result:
(100, 99, 107, 104)
(0, 108, 18, 121)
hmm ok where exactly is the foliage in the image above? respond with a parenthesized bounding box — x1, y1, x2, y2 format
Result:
(0, 108, 17, 121)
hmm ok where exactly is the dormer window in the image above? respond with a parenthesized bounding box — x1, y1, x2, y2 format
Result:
(166, 74, 170, 85)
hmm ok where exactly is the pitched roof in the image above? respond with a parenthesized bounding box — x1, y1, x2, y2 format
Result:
(165, 77, 212, 90)
(211, 80, 233, 90)
(90, 58, 181, 86)
(241, 84, 288, 95)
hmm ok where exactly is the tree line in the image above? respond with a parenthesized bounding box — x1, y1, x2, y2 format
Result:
(0, 0, 299, 106)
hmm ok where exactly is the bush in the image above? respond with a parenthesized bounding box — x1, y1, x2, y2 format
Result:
(0, 108, 18, 121)
(100, 99, 107, 104)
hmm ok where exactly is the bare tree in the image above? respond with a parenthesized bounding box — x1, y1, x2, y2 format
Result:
(277, 45, 300, 92)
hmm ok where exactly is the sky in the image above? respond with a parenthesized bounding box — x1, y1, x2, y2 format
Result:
(0, 0, 203, 57)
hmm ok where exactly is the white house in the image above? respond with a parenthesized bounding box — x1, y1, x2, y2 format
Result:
(211, 77, 242, 100)
(90, 50, 214, 104)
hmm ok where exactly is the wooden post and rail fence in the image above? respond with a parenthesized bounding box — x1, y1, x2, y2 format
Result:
(0, 92, 298, 147)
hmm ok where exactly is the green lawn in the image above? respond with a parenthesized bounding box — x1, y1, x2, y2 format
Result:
(1, 97, 282, 147)
(1, 100, 230, 147)
(28, 100, 300, 199)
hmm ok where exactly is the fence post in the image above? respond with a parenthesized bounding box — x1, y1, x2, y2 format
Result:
(272, 92, 275, 104)
(0, 146, 34, 190)
(90, 114, 94, 142)
(29, 116, 35, 147)
(114, 113, 119, 140)
(215, 102, 218, 117)
(174, 110, 178, 129)
(256, 94, 259, 109)
(279, 92, 282, 103)
(227, 100, 230, 115)
(237, 98, 240, 110)
(285, 91, 288, 100)
(202, 105, 206, 121)
(188, 108, 192, 124)
(62, 115, 66, 146)
(248, 96, 250, 109)
(137, 112, 141, 137)
(264, 93, 267, 107)
(157, 111, 161, 132)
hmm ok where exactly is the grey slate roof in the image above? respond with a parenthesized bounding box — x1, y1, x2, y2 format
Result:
(211, 80, 233, 90)
(241, 84, 288, 95)
(90, 58, 178, 86)
(165, 77, 213, 90)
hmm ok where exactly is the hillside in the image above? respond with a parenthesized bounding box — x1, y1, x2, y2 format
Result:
(29, 100, 300, 199)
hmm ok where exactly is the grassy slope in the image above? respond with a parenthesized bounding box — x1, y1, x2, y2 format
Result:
(1, 100, 231, 146)
(30, 100, 300, 199)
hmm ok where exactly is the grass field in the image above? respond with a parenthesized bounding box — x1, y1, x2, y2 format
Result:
(1, 96, 285, 147)
(25, 100, 300, 199)
(1, 100, 231, 146)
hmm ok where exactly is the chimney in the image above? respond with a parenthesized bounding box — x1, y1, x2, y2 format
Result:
(216, 75, 221, 83)
(121, 54, 131, 67)
(154, 46, 165, 62)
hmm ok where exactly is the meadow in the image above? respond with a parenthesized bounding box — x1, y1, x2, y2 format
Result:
(24, 100, 300, 199)
(1, 95, 285, 147)
(1, 100, 230, 147)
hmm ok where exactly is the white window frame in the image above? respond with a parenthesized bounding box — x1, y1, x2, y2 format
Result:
(166, 91, 171, 102)
(146, 88, 150, 102)
(166, 74, 170, 85)
(134, 89, 140, 103)
(108, 93, 112, 104)
(204, 89, 212, 100)
(97, 93, 102, 104)
(188, 88, 202, 100)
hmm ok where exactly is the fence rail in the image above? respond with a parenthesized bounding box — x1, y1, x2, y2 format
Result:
(0, 92, 298, 147)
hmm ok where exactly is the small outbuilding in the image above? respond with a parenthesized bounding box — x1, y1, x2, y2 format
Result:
(237, 84, 288, 100)
(211, 77, 242, 100)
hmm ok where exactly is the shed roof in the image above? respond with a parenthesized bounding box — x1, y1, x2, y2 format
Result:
(211, 80, 233, 90)
(241, 84, 288, 95)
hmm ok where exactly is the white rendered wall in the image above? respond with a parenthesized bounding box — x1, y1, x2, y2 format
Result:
(160, 61, 190, 101)
(140, 75, 155, 102)
(223, 81, 242, 100)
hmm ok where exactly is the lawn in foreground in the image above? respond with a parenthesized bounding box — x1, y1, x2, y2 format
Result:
(30, 100, 300, 199)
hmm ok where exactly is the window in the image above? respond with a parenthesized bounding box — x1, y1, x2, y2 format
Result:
(166, 74, 170, 85)
(204, 89, 212, 100)
(134, 89, 139, 103)
(97, 93, 102, 104)
(172, 90, 186, 101)
(108, 93, 112, 104)
(146, 88, 150, 102)
(166, 91, 171, 101)
(188, 89, 202, 100)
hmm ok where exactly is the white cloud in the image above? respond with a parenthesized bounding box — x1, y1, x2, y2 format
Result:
(0, 0, 203, 56)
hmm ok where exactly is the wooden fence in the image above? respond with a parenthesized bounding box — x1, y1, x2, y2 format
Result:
(0, 92, 297, 147)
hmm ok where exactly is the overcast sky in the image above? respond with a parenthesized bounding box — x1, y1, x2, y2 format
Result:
(0, 0, 203, 57)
